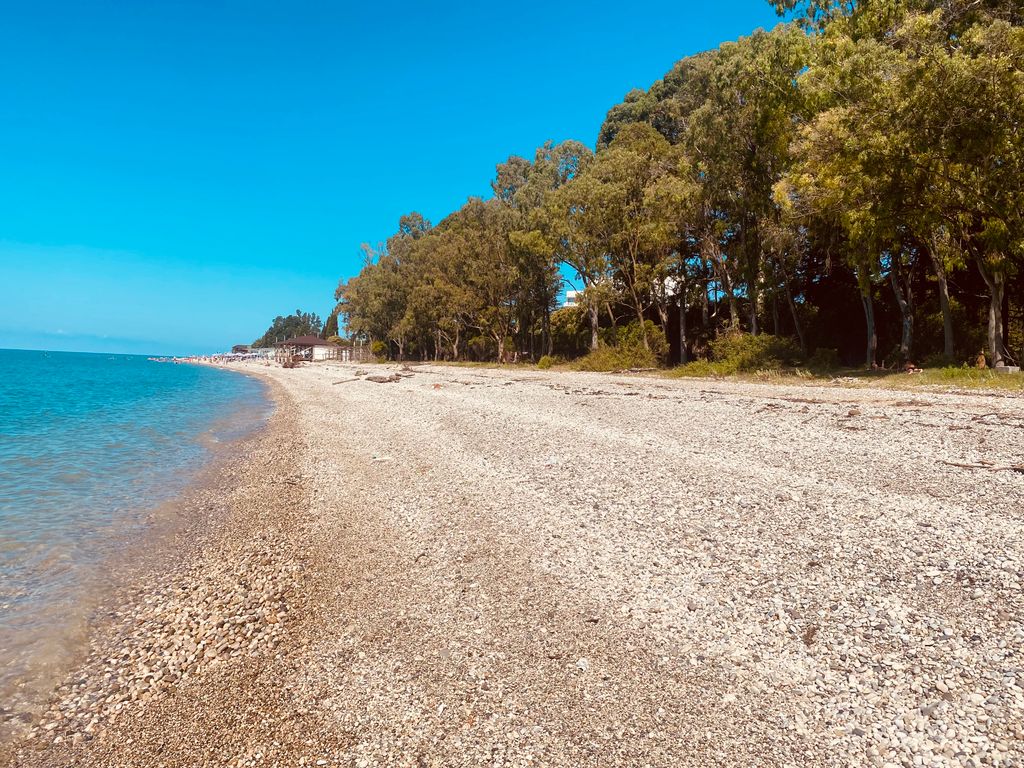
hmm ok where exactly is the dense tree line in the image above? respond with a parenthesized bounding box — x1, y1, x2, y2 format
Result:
(337, 0, 1023, 368)
(252, 309, 323, 348)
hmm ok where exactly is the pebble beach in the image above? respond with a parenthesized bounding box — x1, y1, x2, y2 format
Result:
(5, 362, 1023, 767)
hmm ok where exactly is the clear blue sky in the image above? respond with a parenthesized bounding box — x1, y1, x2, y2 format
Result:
(0, 0, 782, 355)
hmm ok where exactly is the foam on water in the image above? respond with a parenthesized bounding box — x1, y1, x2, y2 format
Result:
(0, 349, 270, 722)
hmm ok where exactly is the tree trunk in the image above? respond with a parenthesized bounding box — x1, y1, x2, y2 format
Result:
(700, 276, 709, 330)
(860, 290, 877, 368)
(679, 291, 688, 364)
(1002, 288, 1010, 362)
(977, 258, 1006, 366)
(720, 271, 739, 328)
(656, 301, 669, 337)
(742, 218, 757, 334)
(928, 249, 955, 360)
(544, 304, 553, 357)
(452, 326, 460, 360)
(889, 267, 913, 363)
(636, 303, 650, 350)
(748, 257, 760, 335)
(777, 259, 806, 358)
(588, 304, 599, 351)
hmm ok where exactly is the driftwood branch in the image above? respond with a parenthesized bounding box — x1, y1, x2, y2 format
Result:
(970, 413, 1024, 429)
(941, 460, 1024, 474)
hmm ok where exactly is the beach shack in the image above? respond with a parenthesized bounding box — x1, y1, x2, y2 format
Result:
(274, 335, 341, 363)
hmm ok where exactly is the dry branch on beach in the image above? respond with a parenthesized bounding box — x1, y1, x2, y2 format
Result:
(941, 459, 1024, 474)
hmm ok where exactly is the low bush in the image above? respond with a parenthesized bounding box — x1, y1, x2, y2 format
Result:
(467, 335, 496, 361)
(574, 344, 659, 372)
(669, 331, 804, 377)
(575, 321, 668, 372)
(807, 347, 840, 372)
(709, 331, 803, 372)
(537, 354, 562, 370)
(599, 321, 669, 365)
(370, 340, 389, 360)
(920, 352, 956, 369)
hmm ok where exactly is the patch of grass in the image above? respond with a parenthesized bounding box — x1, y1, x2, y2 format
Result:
(892, 366, 1024, 391)
(663, 360, 1024, 392)
(751, 367, 815, 382)
(428, 360, 538, 369)
(806, 347, 840, 373)
(666, 359, 738, 378)
(806, 364, 1024, 391)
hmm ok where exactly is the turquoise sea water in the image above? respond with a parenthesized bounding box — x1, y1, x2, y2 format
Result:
(0, 349, 270, 720)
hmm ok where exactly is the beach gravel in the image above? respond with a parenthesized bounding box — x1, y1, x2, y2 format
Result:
(5, 363, 1023, 767)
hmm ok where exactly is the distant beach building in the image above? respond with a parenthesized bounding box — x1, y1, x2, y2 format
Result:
(274, 335, 341, 362)
(562, 290, 582, 309)
(231, 344, 252, 354)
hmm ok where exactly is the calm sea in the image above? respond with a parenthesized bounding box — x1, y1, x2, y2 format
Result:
(0, 349, 270, 724)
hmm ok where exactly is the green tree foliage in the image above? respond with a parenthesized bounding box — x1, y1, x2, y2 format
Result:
(333, 1, 1023, 369)
(336, 142, 591, 362)
(252, 309, 323, 347)
(323, 311, 339, 339)
(778, 1, 1024, 365)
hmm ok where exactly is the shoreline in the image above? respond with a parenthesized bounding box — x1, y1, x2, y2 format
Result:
(7, 360, 1023, 766)
(2, 372, 298, 765)
(0, 364, 272, 753)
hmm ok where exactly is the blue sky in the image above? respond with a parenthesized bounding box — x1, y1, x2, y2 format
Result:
(0, 0, 782, 355)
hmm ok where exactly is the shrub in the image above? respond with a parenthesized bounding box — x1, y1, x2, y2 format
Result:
(669, 331, 803, 378)
(467, 335, 496, 361)
(709, 331, 802, 372)
(370, 340, 389, 360)
(600, 321, 669, 365)
(574, 343, 659, 372)
(575, 321, 669, 372)
(920, 352, 956, 369)
(807, 347, 840, 372)
(537, 355, 561, 370)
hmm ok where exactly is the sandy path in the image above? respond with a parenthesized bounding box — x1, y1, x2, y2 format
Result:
(9, 364, 1023, 767)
